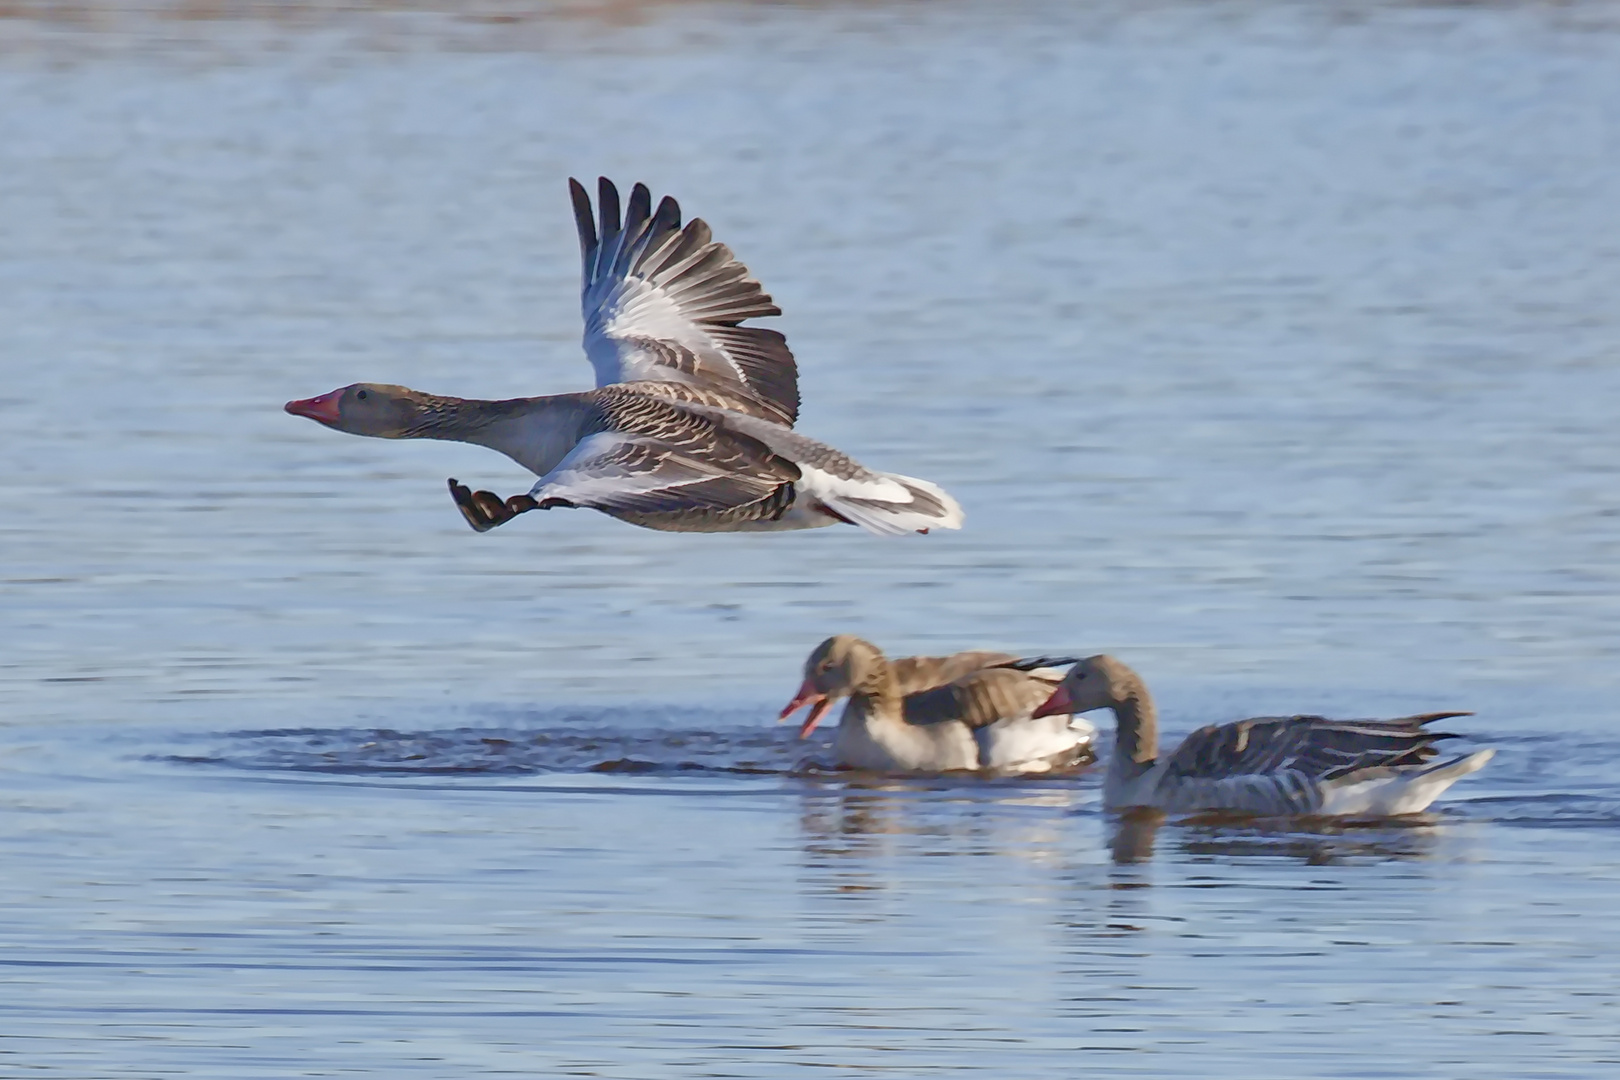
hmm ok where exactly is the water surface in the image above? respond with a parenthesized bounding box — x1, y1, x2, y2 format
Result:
(1, 2, 1619, 1076)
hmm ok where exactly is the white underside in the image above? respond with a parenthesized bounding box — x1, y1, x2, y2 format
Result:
(975, 715, 1097, 773)
(833, 706, 1094, 774)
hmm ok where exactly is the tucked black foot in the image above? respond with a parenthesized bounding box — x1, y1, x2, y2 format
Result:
(448, 478, 540, 533)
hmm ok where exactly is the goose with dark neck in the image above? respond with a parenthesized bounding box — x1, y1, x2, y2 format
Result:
(285, 178, 962, 537)
(1033, 655, 1493, 816)
(781, 636, 1095, 774)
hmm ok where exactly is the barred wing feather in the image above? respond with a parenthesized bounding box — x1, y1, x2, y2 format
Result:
(528, 398, 796, 516)
(1164, 712, 1470, 784)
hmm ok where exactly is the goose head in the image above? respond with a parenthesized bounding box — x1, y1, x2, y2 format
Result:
(778, 635, 886, 738)
(1033, 654, 1132, 718)
(285, 384, 429, 438)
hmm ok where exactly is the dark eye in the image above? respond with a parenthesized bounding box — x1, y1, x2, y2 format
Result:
(356, 389, 368, 401)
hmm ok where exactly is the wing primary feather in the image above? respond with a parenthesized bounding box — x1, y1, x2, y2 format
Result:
(625, 195, 683, 277)
(612, 183, 654, 279)
(625, 183, 651, 234)
(633, 199, 686, 277)
(653, 195, 682, 231)
(569, 177, 597, 276)
(596, 177, 622, 282)
(657, 221, 714, 277)
(639, 219, 709, 279)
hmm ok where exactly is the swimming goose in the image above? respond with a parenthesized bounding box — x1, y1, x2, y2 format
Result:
(285, 178, 962, 536)
(780, 636, 1096, 774)
(1032, 655, 1493, 816)
(781, 641, 1019, 732)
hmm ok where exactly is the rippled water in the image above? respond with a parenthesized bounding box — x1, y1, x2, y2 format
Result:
(3, 1, 1620, 1076)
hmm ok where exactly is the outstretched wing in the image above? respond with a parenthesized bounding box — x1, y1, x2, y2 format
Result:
(571, 177, 799, 427)
(1164, 712, 1471, 783)
(529, 396, 798, 516)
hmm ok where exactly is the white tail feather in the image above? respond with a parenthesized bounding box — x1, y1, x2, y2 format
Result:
(681, 405, 962, 536)
(802, 467, 964, 536)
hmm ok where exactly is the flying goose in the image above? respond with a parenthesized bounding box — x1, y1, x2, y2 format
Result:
(285, 178, 962, 536)
(1033, 655, 1493, 816)
(780, 636, 1096, 774)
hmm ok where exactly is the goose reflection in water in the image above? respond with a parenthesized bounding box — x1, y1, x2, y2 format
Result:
(1108, 808, 1446, 866)
(796, 782, 1082, 860)
(793, 782, 1449, 878)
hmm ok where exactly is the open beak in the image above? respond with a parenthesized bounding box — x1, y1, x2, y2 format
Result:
(1031, 682, 1072, 719)
(285, 389, 344, 426)
(779, 679, 835, 739)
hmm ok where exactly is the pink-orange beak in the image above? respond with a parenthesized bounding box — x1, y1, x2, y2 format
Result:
(779, 679, 836, 739)
(285, 389, 344, 426)
(1031, 682, 1072, 719)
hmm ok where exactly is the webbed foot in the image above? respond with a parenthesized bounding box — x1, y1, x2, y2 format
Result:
(448, 478, 540, 533)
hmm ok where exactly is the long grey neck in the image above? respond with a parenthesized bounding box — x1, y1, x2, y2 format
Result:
(1109, 670, 1160, 768)
(406, 393, 589, 478)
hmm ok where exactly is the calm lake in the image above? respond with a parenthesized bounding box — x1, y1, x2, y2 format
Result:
(2, 1, 1619, 1076)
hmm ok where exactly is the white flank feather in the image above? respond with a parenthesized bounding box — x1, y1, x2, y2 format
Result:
(1317, 749, 1496, 816)
(975, 714, 1097, 773)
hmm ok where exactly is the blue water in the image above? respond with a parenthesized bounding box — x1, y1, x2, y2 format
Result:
(2, 1, 1619, 1076)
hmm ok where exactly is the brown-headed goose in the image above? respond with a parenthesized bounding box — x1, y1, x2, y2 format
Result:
(780, 636, 1097, 774)
(1033, 655, 1493, 816)
(285, 178, 962, 537)
(782, 642, 1020, 732)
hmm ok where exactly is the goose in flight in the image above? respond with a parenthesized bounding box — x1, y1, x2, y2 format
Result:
(781, 635, 1096, 774)
(284, 178, 962, 536)
(1033, 655, 1493, 816)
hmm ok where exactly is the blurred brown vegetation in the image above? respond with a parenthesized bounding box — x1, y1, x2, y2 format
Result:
(0, 0, 711, 16)
(0, 0, 740, 51)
